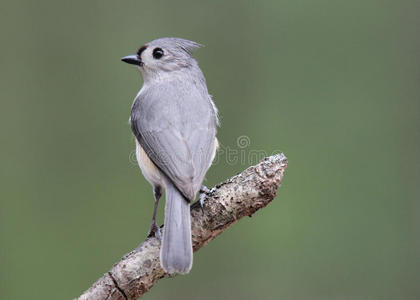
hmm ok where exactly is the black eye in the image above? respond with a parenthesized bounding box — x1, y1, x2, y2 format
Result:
(152, 48, 164, 59)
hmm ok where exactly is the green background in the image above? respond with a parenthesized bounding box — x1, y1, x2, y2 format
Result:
(1, 0, 419, 299)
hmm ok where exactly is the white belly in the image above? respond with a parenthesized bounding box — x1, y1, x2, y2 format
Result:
(136, 140, 164, 187)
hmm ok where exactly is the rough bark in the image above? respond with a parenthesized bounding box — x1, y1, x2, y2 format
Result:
(76, 153, 288, 300)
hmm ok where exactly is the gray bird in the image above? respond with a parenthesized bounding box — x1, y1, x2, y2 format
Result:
(121, 37, 219, 274)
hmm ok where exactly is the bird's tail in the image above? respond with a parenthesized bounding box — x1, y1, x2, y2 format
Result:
(160, 181, 193, 274)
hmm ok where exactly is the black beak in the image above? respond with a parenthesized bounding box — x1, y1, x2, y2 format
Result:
(121, 55, 143, 66)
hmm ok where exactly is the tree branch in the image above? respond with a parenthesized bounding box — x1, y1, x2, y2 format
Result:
(76, 154, 288, 300)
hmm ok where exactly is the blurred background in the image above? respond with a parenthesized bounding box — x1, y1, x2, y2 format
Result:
(1, 0, 419, 299)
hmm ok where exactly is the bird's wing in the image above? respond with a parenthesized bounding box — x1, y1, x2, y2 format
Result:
(131, 80, 217, 201)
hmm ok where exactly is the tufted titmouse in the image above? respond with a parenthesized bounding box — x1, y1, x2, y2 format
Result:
(121, 38, 219, 274)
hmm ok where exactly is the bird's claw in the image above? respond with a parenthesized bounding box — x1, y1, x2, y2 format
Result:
(147, 222, 161, 239)
(199, 185, 212, 209)
(199, 193, 206, 208)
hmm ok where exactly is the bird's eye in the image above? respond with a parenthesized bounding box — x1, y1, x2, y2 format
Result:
(152, 48, 164, 59)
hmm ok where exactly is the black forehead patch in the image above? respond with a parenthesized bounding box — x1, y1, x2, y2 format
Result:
(137, 45, 148, 56)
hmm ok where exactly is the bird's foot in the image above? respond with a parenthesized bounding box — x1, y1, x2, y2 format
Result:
(199, 185, 212, 208)
(147, 222, 161, 239)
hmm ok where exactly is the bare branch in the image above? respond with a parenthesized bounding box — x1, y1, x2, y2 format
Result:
(76, 154, 288, 300)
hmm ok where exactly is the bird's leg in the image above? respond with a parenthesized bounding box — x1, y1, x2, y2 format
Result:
(199, 185, 212, 208)
(148, 186, 162, 239)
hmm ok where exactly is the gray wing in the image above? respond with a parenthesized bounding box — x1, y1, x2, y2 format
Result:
(131, 80, 217, 201)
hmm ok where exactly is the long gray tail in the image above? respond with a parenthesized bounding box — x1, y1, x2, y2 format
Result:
(160, 181, 193, 274)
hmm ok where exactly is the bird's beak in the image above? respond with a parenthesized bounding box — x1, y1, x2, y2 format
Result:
(121, 55, 143, 66)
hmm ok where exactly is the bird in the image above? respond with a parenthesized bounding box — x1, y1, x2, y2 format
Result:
(121, 37, 219, 274)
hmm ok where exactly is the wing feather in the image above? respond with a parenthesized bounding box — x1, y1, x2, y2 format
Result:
(131, 80, 217, 201)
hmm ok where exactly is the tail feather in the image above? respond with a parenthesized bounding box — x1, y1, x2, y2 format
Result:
(160, 182, 193, 274)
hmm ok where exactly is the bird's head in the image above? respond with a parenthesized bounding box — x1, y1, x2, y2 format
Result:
(121, 37, 202, 82)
